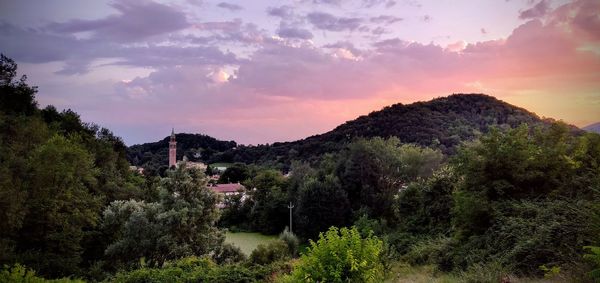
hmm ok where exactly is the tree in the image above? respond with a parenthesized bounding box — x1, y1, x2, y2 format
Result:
(337, 137, 443, 221)
(102, 166, 223, 267)
(296, 174, 351, 240)
(217, 163, 250, 183)
(0, 54, 38, 115)
(16, 135, 101, 277)
(289, 226, 384, 282)
(246, 169, 289, 234)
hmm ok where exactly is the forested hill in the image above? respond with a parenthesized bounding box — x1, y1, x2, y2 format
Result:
(127, 94, 552, 170)
(214, 94, 547, 166)
(127, 133, 236, 174)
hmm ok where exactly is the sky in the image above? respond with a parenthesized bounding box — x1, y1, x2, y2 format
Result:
(0, 0, 599, 145)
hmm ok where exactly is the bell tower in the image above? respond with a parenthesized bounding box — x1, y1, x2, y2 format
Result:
(169, 128, 177, 168)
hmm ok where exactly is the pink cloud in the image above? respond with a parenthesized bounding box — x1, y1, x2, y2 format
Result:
(41, 0, 600, 144)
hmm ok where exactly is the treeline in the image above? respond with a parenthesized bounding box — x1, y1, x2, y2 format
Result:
(0, 55, 163, 278)
(128, 93, 552, 172)
(208, 93, 549, 167)
(0, 54, 272, 282)
(221, 123, 600, 279)
(127, 133, 237, 176)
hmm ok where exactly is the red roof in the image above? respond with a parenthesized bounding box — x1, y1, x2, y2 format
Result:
(211, 183, 245, 193)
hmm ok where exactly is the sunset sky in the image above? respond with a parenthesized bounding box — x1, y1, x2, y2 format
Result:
(0, 0, 599, 145)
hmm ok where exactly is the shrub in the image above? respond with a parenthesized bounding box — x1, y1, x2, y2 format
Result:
(289, 226, 384, 282)
(458, 261, 512, 283)
(403, 236, 455, 271)
(249, 239, 290, 265)
(213, 243, 246, 264)
(0, 264, 84, 283)
(279, 228, 300, 257)
(584, 246, 600, 281)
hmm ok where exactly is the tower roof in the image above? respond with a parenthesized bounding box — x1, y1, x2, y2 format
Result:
(170, 128, 176, 141)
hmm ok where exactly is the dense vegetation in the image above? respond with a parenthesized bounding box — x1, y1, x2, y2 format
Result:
(129, 93, 551, 173)
(127, 133, 236, 176)
(2, 53, 600, 282)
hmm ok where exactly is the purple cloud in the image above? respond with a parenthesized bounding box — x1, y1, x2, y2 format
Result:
(307, 12, 363, 31)
(46, 0, 189, 42)
(277, 26, 314, 39)
(519, 0, 550, 19)
(217, 2, 243, 11)
(267, 5, 294, 18)
(370, 15, 403, 24)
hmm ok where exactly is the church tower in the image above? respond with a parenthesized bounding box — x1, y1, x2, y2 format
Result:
(169, 128, 177, 167)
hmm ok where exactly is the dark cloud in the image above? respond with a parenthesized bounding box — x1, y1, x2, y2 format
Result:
(267, 5, 294, 18)
(217, 2, 243, 11)
(362, 0, 397, 8)
(307, 12, 363, 31)
(372, 27, 386, 35)
(370, 15, 403, 24)
(519, 0, 550, 19)
(311, 0, 344, 5)
(46, 0, 189, 42)
(277, 26, 314, 39)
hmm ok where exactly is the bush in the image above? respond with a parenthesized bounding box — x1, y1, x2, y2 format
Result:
(109, 256, 290, 283)
(213, 243, 246, 264)
(403, 236, 455, 271)
(279, 228, 300, 257)
(0, 264, 84, 283)
(289, 226, 384, 282)
(458, 261, 513, 283)
(249, 239, 290, 265)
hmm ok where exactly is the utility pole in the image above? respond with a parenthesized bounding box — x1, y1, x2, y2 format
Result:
(287, 202, 295, 233)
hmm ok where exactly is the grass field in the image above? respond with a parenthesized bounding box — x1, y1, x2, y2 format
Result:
(210, 162, 233, 168)
(225, 232, 277, 256)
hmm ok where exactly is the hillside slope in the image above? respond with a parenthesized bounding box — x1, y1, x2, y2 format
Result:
(583, 122, 600, 134)
(127, 94, 550, 170)
(219, 94, 547, 166)
(127, 133, 237, 174)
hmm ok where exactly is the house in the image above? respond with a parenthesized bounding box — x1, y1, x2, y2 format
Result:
(210, 183, 246, 196)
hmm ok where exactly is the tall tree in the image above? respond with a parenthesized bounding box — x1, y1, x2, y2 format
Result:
(103, 166, 223, 267)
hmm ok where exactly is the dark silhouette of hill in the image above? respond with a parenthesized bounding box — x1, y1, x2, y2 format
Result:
(583, 122, 600, 134)
(127, 94, 551, 171)
(127, 133, 236, 175)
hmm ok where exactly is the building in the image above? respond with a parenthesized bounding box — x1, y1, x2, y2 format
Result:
(211, 183, 246, 196)
(169, 128, 177, 168)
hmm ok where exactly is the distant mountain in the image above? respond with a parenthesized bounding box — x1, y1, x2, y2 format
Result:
(127, 94, 556, 171)
(583, 122, 600, 134)
(219, 94, 549, 166)
(127, 133, 237, 175)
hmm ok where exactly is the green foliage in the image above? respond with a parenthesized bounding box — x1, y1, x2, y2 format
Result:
(219, 163, 252, 183)
(279, 228, 300, 257)
(289, 226, 384, 283)
(246, 169, 289, 234)
(295, 173, 351, 239)
(102, 166, 223, 267)
(196, 94, 545, 167)
(249, 239, 290, 265)
(0, 264, 83, 283)
(337, 137, 443, 221)
(126, 133, 237, 176)
(394, 166, 456, 235)
(213, 243, 246, 265)
(109, 256, 291, 283)
(584, 246, 600, 281)
(457, 261, 512, 283)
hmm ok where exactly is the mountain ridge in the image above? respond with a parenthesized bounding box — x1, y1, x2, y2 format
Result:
(583, 122, 600, 134)
(127, 93, 560, 171)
